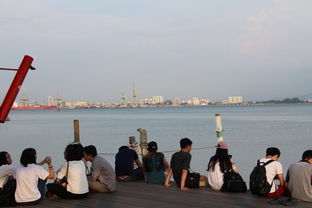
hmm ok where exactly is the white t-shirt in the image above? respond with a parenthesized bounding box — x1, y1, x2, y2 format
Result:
(207, 161, 238, 191)
(0, 164, 14, 188)
(259, 158, 283, 193)
(13, 164, 49, 203)
(57, 160, 88, 194)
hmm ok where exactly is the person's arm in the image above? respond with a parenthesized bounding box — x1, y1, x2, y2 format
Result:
(45, 157, 55, 179)
(164, 168, 173, 187)
(277, 174, 285, 186)
(180, 169, 190, 191)
(90, 160, 101, 182)
(135, 159, 142, 168)
(163, 158, 170, 173)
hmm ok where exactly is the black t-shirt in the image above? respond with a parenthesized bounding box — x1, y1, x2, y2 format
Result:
(115, 149, 139, 177)
(170, 151, 191, 186)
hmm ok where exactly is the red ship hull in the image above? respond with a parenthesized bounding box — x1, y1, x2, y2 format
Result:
(12, 106, 57, 110)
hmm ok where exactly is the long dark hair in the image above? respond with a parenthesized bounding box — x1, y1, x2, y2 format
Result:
(65, 143, 84, 161)
(0, 151, 9, 166)
(207, 148, 233, 173)
(20, 148, 37, 167)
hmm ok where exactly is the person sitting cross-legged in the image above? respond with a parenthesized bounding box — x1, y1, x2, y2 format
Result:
(286, 150, 312, 202)
(84, 145, 116, 193)
(115, 146, 144, 182)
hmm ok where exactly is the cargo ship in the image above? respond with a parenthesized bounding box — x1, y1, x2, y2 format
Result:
(12, 105, 57, 110)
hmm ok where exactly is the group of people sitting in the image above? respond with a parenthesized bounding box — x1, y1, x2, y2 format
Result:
(115, 138, 312, 202)
(0, 143, 116, 206)
(0, 138, 311, 206)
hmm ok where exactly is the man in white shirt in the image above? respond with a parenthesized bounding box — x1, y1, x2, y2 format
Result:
(260, 147, 285, 198)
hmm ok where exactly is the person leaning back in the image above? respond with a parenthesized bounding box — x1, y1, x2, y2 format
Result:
(164, 138, 193, 191)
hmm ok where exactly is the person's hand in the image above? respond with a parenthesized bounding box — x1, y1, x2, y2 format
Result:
(164, 183, 173, 187)
(180, 186, 190, 192)
(45, 156, 52, 165)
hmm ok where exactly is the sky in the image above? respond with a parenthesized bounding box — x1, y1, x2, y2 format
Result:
(0, 0, 312, 103)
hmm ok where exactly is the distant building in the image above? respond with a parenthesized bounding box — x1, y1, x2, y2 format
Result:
(48, 96, 55, 106)
(228, 96, 243, 104)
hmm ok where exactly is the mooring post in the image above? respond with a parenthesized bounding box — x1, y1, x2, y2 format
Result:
(215, 113, 224, 142)
(137, 128, 148, 157)
(73, 120, 80, 143)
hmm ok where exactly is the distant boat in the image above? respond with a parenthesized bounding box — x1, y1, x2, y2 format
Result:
(12, 105, 57, 110)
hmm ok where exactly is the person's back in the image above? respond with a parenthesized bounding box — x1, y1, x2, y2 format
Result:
(92, 155, 116, 192)
(171, 151, 191, 186)
(143, 141, 168, 185)
(165, 138, 193, 191)
(251, 147, 285, 198)
(207, 141, 239, 191)
(61, 160, 89, 194)
(287, 150, 312, 202)
(115, 147, 138, 177)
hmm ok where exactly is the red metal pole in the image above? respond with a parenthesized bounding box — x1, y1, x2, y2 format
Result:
(0, 55, 34, 123)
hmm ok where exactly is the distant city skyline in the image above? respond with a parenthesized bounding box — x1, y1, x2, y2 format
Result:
(1, 1, 312, 103)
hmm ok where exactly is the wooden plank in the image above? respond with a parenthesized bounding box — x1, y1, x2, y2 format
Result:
(10, 181, 312, 208)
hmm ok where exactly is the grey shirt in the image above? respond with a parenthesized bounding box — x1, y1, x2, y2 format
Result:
(287, 161, 312, 202)
(90, 155, 116, 192)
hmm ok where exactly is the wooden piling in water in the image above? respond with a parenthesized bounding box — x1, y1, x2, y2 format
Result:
(73, 120, 80, 143)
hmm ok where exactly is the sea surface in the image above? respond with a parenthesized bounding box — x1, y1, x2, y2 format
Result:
(0, 104, 311, 182)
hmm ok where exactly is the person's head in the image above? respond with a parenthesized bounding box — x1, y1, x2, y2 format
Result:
(20, 148, 37, 167)
(302, 150, 312, 163)
(266, 147, 281, 160)
(180, 138, 192, 152)
(207, 141, 232, 173)
(0, 151, 12, 166)
(118, 146, 129, 152)
(65, 143, 84, 162)
(147, 141, 158, 153)
(83, 145, 98, 161)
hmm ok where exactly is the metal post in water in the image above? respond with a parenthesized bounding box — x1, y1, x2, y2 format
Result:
(73, 120, 80, 143)
(137, 128, 148, 157)
(215, 113, 224, 142)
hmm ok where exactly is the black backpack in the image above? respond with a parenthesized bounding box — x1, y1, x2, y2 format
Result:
(221, 171, 247, 193)
(249, 159, 274, 196)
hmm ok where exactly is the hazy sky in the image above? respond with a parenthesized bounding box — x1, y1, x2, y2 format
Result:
(1, 0, 312, 102)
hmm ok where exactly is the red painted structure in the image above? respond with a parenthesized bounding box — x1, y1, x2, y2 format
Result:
(0, 55, 35, 123)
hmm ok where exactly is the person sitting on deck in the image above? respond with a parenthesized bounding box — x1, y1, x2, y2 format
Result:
(14, 148, 55, 205)
(47, 143, 89, 199)
(286, 150, 312, 202)
(0, 151, 16, 206)
(207, 141, 239, 191)
(253, 147, 285, 198)
(142, 141, 169, 184)
(115, 146, 144, 182)
(164, 138, 193, 191)
(83, 145, 116, 193)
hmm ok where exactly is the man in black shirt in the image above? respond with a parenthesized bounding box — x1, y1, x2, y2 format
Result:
(164, 138, 192, 191)
(115, 146, 144, 181)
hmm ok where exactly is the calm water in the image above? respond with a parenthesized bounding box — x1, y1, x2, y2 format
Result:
(0, 104, 311, 182)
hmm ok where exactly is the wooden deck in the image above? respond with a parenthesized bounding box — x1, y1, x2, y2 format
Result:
(13, 181, 311, 208)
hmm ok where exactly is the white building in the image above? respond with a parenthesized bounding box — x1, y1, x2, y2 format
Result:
(152, 96, 164, 104)
(228, 96, 243, 104)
